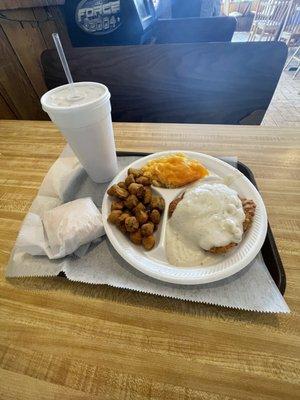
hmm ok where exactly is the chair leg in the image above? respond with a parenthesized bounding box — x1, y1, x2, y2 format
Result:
(248, 28, 254, 41)
(284, 54, 295, 70)
(255, 21, 269, 41)
(293, 64, 300, 79)
(285, 47, 300, 70)
(249, 24, 258, 41)
(258, 26, 266, 41)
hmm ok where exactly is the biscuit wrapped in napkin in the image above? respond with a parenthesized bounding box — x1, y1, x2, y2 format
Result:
(17, 197, 105, 260)
(43, 197, 104, 259)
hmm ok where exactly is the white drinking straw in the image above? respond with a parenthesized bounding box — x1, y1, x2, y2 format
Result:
(52, 32, 78, 99)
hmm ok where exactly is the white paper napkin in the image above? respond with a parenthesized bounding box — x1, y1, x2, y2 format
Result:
(6, 146, 290, 313)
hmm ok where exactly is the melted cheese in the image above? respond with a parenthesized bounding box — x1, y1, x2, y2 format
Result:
(142, 153, 208, 188)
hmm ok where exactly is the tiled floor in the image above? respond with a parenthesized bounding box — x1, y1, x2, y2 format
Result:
(262, 68, 300, 127)
(233, 32, 300, 127)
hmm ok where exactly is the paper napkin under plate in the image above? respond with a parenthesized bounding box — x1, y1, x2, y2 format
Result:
(6, 146, 290, 313)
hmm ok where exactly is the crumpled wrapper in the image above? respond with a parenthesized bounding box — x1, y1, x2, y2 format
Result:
(6, 146, 290, 313)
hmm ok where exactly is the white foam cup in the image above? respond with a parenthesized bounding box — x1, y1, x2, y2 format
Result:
(41, 82, 118, 183)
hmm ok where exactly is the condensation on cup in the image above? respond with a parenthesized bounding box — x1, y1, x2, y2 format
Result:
(41, 82, 118, 183)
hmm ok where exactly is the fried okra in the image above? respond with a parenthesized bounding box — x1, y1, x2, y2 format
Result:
(116, 212, 130, 227)
(140, 222, 154, 237)
(107, 166, 164, 249)
(134, 202, 146, 213)
(150, 196, 165, 211)
(111, 200, 124, 211)
(129, 229, 142, 245)
(143, 186, 152, 204)
(128, 168, 142, 178)
(142, 235, 155, 250)
(135, 209, 148, 225)
(125, 216, 139, 232)
(135, 176, 151, 186)
(118, 223, 127, 235)
(107, 184, 128, 199)
(128, 183, 145, 198)
(125, 174, 135, 187)
(150, 209, 161, 224)
(107, 210, 122, 224)
(118, 181, 127, 190)
(124, 194, 139, 210)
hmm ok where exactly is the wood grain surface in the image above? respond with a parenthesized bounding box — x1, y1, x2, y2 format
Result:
(0, 24, 45, 120)
(42, 42, 287, 125)
(0, 9, 48, 97)
(0, 92, 15, 119)
(0, 0, 64, 10)
(0, 5, 71, 120)
(0, 120, 299, 400)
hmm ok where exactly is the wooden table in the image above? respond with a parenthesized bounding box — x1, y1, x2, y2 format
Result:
(0, 120, 299, 399)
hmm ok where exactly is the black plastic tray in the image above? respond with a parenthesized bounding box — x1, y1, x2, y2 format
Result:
(117, 151, 286, 295)
(237, 161, 286, 294)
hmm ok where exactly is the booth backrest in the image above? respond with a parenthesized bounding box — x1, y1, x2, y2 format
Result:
(42, 41, 287, 125)
(155, 17, 236, 44)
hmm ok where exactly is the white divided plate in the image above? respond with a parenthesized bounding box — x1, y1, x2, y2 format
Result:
(102, 151, 268, 285)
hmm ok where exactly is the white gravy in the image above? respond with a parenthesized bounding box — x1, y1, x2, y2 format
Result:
(166, 182, 245, 267)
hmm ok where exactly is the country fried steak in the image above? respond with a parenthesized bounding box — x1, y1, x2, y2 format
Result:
(168, 194, 256, 254)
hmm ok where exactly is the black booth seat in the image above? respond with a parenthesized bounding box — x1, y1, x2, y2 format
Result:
(41, 41, 287, 125)
(155, 17, 237, 44)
